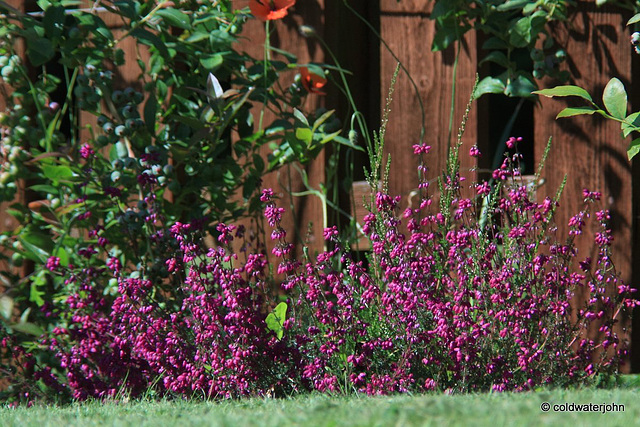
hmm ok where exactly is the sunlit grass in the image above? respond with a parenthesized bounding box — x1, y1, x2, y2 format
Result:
(2, 387, 639, 427)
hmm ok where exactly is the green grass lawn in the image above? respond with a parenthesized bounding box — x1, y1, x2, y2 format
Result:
(1, 388, 638, 427)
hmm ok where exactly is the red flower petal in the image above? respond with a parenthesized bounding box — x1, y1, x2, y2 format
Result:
(300, 67, 327, 95)
(249, 0, 296, 21)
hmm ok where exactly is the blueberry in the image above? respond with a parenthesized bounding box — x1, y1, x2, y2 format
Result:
(11, 252, 23, 267)
(122, 104, 137, 119)
(123, 157, 136, 169)
(115, 125, 128, 137)
(96, 135, 109, 147)
(97, 115, 109, 126)
(111, 90, 124, 104)
(1, 66, 13, 78)
(85, 64, 97, 78)
(103, 122, 115, 134)
(112, 159, 124, 170)
(125, 118, 137, 130)
(124, 87, 136, 99)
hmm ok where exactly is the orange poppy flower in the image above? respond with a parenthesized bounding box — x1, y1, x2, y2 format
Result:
(249, 0, 296, 21)
(300, 67, 327, 95)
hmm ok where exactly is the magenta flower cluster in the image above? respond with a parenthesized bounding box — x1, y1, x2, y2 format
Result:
(1, 138, 635, 402)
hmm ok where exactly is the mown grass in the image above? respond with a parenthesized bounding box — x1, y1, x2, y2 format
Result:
(1, 387, 639, 427)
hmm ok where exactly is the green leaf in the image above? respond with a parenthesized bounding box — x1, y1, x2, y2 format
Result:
(622, 112, 640, 137)
(29, 280, 45, 307)
(497, 0, 530, 12)
(266, 119, 292, 135)
(627, 13, 640, 26)
(144, 92, 157, 133)
(602, 77, 627, 120)
(628, 138, 640, 160)
(200, 53, 223, 71)
(505, 74, 537, 98)
(22, 230, 54, 253)
(293, 109, 309, 127)
(185, 31, 209, 43)
(54, 246, 69, 267)
(332, 135, 365, 152)
(29, 184, 58, 194)
(43, 164, 74, 184)
(11, 322, 44, 336)
(311, 109, 335, 133)
(556, 107, 599, 118)
(315, 130, 343, 146)
(474, 76, 506, 98)
(265, 302, 287, 340)
(26, 37, 55, 67)
(509, 17, 532, 48)
(43, 5, 65, 39)
(295, 128, 313, 145)
(532, 85, 593, 102)
(479, 51, 511, 68)
(18, 237, 50, 263)
(482, 37, 508, 50)
(156, 8, 191, 30)
(431, 26, 459, 51)
(131, 28, 170, 59)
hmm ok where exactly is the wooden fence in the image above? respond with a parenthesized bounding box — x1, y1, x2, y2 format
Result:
(1, 0, 639, 369)
(235, 0, 640, 370)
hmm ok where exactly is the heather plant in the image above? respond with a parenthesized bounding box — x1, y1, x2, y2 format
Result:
(270, 86, 636, 394)
(2, 77, 634, 404)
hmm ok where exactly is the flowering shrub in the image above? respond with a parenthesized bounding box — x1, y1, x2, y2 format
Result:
(0, 0, 635, 405)
(0, 0, 363, 401)
(2, 118, 634, 402)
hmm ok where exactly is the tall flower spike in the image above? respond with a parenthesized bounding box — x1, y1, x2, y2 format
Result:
(249, 0, 296, 21)
(300, 66, 327, 95)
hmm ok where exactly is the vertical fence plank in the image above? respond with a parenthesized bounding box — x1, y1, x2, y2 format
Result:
(379, 0, 478, 207)
(534, 2, 634, 369)
(237, 2, 327, 257)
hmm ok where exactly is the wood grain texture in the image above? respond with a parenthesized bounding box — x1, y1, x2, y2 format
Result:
(380, 12, 478, 209)
(236, 1, 327, 258)
(534, 2, 634, 368)
(380, 0, 431, 14)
